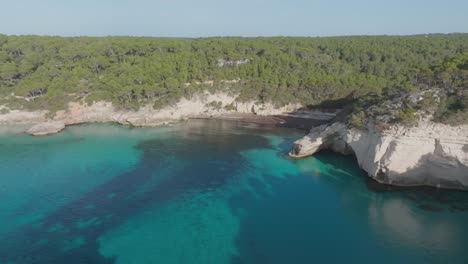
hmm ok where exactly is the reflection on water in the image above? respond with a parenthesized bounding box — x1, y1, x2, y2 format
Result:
(368, 197, 458, 251)
(307, 151, 468, 263)
(0, 120, 467, 264)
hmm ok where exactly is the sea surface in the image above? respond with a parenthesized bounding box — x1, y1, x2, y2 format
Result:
(0, 120, 467, 264)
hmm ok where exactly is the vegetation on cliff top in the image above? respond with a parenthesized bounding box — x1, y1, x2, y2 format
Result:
(348, 52, 468, 127)
(0, 34, 467, 124)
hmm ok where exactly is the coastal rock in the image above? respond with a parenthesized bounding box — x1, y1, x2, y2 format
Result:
(125, 117, 175, 127)
(27, 121, 66, 136)
(290, 121, 468, 190)
(0, 109, 47, 125)
(290, 123, 347, 158)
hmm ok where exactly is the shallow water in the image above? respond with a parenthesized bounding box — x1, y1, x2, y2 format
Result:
(0, 120, 467, 264)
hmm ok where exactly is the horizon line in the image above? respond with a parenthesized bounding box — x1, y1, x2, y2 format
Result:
(2, 32, 468, 39)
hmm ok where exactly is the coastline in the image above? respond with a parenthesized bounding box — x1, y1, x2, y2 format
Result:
(0, 91, 337, 136)
(2, 113, 467, 192)
(0, 112, 332, 136)
(2, 93, 466, 191)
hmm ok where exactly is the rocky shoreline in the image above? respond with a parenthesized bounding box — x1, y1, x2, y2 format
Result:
(0, 92, 336, 135)
(290, 122, 468, 190)
(26, 121, 66, 136)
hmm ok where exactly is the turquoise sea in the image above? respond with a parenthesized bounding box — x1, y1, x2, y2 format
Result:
(0, 120, 467, 264)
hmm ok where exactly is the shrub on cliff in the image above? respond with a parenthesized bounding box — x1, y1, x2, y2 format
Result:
(397, 101, 418, 125)
(434, 92, 468, 125)
(349, 111, 367, 129)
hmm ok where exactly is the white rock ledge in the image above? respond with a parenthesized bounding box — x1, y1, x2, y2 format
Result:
(1, 91, 304, 136)
(27, 121, 66, 136)
(290, 121, 468, 190)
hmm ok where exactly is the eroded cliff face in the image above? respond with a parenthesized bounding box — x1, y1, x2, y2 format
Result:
(52, 92, 300, 127)
(290, 122, 468, 190)
(0, 92, 302, 135)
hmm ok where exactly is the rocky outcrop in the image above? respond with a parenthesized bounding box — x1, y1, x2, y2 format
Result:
(290, 122, 468, 190)
(216, 58, 250, 67)
(26, 121, 65, 136)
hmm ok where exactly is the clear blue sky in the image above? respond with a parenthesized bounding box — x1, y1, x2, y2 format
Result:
(1, 0, 467, 37)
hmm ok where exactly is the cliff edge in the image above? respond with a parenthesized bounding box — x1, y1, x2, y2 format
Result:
(290, 121, 468, 190)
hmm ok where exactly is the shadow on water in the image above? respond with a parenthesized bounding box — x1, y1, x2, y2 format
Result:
(366, 179, 468, 212)
(0, 121, 271, 264)
(229, 172, 307, 264)
(312, 150, 468, 213)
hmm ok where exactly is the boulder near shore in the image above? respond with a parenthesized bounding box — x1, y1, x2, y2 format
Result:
(26, 121, 66, 136)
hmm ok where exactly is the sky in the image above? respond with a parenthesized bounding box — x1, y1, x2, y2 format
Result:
(0, 0, 467, 37)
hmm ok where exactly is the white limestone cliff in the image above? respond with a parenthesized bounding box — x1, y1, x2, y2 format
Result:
(290, 122, 468, 190)
(0, 91, 302, 135)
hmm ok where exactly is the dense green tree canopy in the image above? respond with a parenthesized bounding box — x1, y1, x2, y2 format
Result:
(0, 34, 467, 113)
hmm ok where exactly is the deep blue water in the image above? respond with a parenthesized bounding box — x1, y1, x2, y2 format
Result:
(0, 120, 467, 264)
